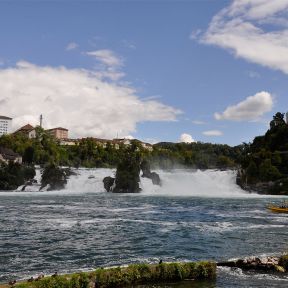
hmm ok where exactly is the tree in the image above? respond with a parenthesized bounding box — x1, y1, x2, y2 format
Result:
(259, 159, 281, 181)
(246, 160, 258, 183)
(23, 146, 35, 164)
(270, 112, 286, 130)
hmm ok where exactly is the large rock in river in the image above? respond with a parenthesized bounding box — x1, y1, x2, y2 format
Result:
(103, 146, 142, 193)
(40, 164, 68, 191)
(140, 159, 161, 186)
(103, 176, 115, 192)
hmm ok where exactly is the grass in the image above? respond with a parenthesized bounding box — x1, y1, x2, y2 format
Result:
(1, 261, 216, 288)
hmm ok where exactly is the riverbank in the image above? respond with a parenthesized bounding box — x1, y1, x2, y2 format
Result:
(0, 262, 216, 288)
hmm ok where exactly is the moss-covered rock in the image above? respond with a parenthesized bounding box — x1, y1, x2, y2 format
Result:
(11, 261, 216, 288)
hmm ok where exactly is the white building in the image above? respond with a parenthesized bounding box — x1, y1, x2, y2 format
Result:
(0, 116, 12, 136)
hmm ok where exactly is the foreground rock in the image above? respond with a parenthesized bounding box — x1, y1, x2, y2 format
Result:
(217, 255, 288, 273)
(5, 261, 216, 288)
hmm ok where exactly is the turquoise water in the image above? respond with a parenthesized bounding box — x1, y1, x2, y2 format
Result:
(0, 169, 288, 287)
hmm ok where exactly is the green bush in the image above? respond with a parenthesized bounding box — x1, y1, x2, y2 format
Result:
(0, 162, 35, 190)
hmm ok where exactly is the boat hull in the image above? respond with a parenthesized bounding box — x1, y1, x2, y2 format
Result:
(267, 206, 288, 213)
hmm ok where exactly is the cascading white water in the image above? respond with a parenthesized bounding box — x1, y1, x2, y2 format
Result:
(2, 168, 264, 198)
(140, 169, 249, 197)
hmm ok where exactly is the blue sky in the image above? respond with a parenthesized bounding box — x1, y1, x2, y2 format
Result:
(1, 0, 288, 146)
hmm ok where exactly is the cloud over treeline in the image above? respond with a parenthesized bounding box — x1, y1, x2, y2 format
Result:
(0, 61, 181, 138)
(179, 133, 195, 143)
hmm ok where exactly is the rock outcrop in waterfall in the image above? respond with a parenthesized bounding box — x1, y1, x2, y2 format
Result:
(103, 143, 161, 193)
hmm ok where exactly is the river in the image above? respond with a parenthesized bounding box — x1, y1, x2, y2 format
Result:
(0, 169, 288, 287)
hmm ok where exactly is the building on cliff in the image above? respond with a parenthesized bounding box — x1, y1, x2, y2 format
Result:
(112, 138, 153, 151)
(0, 115, 12, 136)
(58, 137, 153, 151)
(46, 127, 68, 140)
(13, 124, 36, 139)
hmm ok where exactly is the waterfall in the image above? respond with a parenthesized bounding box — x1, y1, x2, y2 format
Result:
(0, 168, 264, 198)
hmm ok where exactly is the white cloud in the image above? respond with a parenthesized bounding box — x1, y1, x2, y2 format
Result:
(86, 49, 124, 81)
(202, 130, 223, 136)
(66, 42, 78, 51)
(179, 133, 195, 143)
(201, 0, 288, 74)
(86, 49, 122, 67)
(0, 61, 181, 139)
(214, 91, 273, 121)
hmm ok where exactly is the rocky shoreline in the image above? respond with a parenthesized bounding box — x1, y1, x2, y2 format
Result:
(217, 254, 288, 273)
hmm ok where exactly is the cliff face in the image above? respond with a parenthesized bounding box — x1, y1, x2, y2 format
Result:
(236, 112, 288, 195)
(236, 170, 288, 195)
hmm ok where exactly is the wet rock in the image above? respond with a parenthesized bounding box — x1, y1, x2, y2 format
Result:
(103, 176, 115, 192)
(140, 159, 161, 186)
(217, 256, 286, 273)
(150, 171, 161, 185)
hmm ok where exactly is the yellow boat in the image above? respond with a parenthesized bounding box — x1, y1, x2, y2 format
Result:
(267, 205, 288, 213)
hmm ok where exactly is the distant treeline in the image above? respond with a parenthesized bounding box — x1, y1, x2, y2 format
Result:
(150, 142, 242, 169)
(0, 127, 243, 169)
